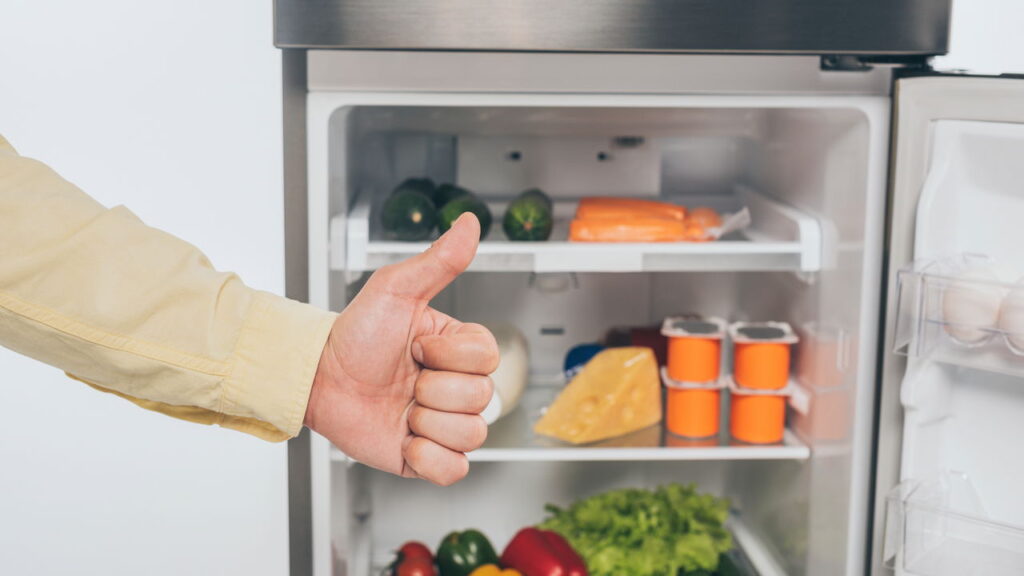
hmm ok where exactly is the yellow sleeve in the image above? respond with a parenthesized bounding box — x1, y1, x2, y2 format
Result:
(0, 134, 337, 441)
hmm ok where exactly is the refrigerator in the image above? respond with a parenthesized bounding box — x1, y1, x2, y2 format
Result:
(273, 2, 1024, 574)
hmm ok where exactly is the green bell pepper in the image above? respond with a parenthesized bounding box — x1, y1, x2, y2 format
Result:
(436, 529, 499, 576)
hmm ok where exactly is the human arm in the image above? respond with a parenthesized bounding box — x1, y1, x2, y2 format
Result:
(0, 134, 496, 484)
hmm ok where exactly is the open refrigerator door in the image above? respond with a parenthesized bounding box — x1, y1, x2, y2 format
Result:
(875, 77, 1024, 575)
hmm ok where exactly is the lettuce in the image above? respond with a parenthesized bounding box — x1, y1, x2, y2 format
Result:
(538, 484, 732, 576)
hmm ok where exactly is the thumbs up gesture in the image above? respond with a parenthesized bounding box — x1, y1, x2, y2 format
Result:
(304, 213, 498, 486)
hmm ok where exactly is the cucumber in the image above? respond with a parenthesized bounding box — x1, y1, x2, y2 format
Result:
(392, 177, 435, 198)
(432, 183, 471, 209)
(503, 188, 553, 241)
(438, 193, 492, 240)
(381, 189, 437, 241)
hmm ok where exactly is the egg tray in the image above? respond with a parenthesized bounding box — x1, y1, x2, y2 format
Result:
(895, 257, 1024, 376)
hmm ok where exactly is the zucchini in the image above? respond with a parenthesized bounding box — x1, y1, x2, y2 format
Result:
(438, 193, 492, 240)
(381, 189, 437, 241)
(503, 188, 553, 241)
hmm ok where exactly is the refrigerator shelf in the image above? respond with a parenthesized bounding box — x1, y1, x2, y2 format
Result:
(334, 185, 822, 274)
(331, 385, 810, 464)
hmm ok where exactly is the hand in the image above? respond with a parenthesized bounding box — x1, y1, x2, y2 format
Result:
(304, 213, 498, 486)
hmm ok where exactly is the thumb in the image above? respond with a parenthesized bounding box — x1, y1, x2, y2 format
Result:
(379, 212, 480, 301)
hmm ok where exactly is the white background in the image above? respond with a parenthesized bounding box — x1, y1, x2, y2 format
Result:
(0, 1, 1022, 574)
(0, 1, 289, 574)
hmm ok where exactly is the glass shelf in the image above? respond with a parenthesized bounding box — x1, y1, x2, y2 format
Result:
(331, 385, 810, 464)
(333, 186, 823, 274)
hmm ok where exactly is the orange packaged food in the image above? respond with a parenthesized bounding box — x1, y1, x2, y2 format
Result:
(728, 377, 791, 444)
(790, 383, 852, 442)
(683, 222, 712, 242)
(686, 206, 723, 229)
(729, 321, 799, 390)
(661, 317, 726, 383)
(661, 368, 723, 439)
(576, 197, 686, 221)
(569, 217, 686, 242)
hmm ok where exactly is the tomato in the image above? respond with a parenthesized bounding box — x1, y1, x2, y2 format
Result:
(396, 558, 437, 576)
(399, 541, 433, 562)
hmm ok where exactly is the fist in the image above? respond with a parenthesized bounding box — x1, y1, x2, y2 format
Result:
(304, 213, 499, 485)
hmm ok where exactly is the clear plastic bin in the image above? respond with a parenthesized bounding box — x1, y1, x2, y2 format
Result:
(884, 472, 1024, 576)
(895, 255, 1024, 377)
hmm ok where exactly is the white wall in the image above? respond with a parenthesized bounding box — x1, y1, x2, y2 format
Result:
(0, 1, 1022, 575)
(935, 0, 1024, 75)
(0, 1, 288, 575)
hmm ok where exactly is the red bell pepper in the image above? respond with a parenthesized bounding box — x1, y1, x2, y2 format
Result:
(500, 528, 587, 576)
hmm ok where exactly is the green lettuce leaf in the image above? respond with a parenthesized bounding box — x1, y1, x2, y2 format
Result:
(538, 484, 732, 576)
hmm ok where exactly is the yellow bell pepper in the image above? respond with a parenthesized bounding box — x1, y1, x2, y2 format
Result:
(469, 564, 522, 576)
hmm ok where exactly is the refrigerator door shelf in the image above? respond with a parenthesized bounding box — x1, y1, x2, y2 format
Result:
(330, 385, 810, 464)
(894, 257, 1024, 378)
(337, 185, 823, 274)
(883, 472, 1024, 576)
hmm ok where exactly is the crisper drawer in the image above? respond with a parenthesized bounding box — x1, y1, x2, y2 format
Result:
(335, 461, 793, 576)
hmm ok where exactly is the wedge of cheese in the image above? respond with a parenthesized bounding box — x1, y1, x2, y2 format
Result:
(534, 347, 662, 444)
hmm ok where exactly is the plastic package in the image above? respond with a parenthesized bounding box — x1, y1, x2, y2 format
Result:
(629, 326, 669, 366)
(661, 316, 726, 383)
(562, 342, 605, 380)
(661, 367, 723, 439)
(728, 377, 791, 444)
(790, 382, 851, 442)
(568, 197, 751, 243)
(729, 321, 799, 390)
(575, 197, 686, 221)
(795, 322, 849, 389)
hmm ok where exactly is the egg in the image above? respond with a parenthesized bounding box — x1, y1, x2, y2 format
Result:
(998, 277, 1024, 354)
(941, 266, 1006, 345)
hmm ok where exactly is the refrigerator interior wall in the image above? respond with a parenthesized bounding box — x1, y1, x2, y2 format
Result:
(307, 93, 889, 576)
(886, 120, 1024, 576)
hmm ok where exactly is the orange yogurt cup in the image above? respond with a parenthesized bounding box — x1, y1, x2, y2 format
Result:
(661, 317, 726, 384)
(729, 321, 799, 390)
(661, 367, 723, 439)
(727, 377, 791, 444)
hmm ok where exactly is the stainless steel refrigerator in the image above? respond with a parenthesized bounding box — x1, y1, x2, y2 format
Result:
(274, 2, 1024, 574)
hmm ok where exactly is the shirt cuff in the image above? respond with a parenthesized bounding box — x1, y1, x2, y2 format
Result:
(222, 291, 337, 441)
